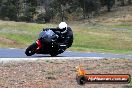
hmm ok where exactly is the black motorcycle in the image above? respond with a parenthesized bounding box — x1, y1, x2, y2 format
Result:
(25, 29, 66, 56)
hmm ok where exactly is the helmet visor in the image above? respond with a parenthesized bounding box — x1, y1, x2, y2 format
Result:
(60, 27, 67, 33)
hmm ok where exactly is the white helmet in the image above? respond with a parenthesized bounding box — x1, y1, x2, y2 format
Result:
(59, 22, 68, 33)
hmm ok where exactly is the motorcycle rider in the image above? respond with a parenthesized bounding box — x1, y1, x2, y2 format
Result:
(43, 22, 73, 53)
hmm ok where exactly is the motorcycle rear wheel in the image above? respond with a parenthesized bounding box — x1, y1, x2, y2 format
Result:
(25, 43, 37, 56)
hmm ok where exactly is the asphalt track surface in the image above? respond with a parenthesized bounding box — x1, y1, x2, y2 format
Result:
(0, 48, 132, 59)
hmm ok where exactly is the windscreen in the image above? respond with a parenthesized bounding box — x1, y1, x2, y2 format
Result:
(38, 30, 56, 39)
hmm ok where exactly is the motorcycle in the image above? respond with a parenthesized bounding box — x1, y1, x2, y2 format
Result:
(25, 29, 66, 57)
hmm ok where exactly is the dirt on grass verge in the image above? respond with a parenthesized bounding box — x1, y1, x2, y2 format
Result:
(0, 58, 132, 88)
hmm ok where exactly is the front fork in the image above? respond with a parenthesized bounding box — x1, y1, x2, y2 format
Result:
(36, 39, 42, 51)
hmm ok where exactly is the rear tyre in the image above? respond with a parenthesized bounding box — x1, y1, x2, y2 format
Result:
(25, 43, 37, 56)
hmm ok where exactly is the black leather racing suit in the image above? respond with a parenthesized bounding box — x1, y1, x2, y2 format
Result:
(43, 27, 73, 52)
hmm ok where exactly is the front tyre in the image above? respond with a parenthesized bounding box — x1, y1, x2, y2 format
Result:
(25, 43, 37, 56)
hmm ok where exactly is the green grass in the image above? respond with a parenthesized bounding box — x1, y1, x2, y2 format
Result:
(0, 20, 132, 54)
(0, 20, 57, 48)
(70, 23, 132, 54)
(112, 23, 132, 29)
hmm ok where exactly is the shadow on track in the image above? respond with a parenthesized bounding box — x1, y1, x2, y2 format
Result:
(32, 55, 64, 58)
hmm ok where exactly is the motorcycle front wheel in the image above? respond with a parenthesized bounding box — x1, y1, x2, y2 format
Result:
(25, 43, 38, 56)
